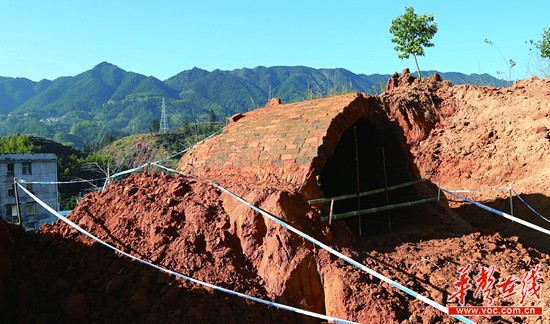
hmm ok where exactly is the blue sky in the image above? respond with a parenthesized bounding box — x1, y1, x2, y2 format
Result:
(1, 1, 548, 81)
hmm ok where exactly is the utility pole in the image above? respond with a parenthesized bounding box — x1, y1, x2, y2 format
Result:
(159, 97, 169, 134)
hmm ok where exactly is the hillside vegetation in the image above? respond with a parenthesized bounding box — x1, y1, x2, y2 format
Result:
(0, 118, 224, 209)
(0, 63, 511, 148)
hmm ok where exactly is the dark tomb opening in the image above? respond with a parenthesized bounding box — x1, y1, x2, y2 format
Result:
(319, 117, 422, 235)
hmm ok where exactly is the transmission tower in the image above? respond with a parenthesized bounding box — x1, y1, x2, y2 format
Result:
(159, 97, 169, 133)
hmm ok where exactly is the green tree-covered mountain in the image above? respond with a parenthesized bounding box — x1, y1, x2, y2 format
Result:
(0, 77, 52, 114)
(0, 62, 512, 148)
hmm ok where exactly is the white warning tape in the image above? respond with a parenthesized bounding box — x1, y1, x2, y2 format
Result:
(15, 181, 356, 324)
(102, 164, 148, 189)
(18, 177, 107, 185)
(441, 189, 550, 236)
(150, 163, 475, 324)
(107, 164, 148, 179)
(511, 188, 550, 223)
(14, 125, 225, 187)
(153, 125, 225, 164)
(444, 188, 509, 193)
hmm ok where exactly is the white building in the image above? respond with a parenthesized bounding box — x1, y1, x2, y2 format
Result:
(0, 153, 59, 231)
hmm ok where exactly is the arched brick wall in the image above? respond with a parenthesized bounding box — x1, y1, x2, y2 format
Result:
(177, 92, 385, 198)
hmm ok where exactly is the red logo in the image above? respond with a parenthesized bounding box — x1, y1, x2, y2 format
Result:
(448, 264, 472, 305)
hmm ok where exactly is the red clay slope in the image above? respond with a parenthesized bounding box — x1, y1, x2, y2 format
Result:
(384, 73, 550, 252)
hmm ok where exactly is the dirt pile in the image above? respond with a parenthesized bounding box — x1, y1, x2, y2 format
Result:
(0, 174, 319, 323)
(381, 72, 550, 252)
(1, 72, 549, 323)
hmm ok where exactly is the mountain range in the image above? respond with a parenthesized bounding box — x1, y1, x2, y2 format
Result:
(0, 62, 512, 148)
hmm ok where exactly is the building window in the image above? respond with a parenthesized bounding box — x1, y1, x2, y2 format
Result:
(7, 163, 14, 176)
(26, 203, 37, 216)
(26, 183, 34, 194)
(22, 162, 32, 175)
(5, 204, 18, 216)
(7, 184, 15, 196)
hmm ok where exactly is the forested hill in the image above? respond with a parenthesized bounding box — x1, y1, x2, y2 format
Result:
(0, 62, 512, 148)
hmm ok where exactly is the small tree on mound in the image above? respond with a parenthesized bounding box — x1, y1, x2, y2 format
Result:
(534, 27, 550, 59)
(390, 6, 438, 79)
(528, 27, 550, 76)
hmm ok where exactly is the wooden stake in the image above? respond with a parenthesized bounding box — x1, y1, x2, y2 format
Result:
(354, 126, 362, 236)
(509, 183, 514, 216)
(13, 178, 22, 227)
(329, 199, 334, 225)
(382, 147, 391, 231)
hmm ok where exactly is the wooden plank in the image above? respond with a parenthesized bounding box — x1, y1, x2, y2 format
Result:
(309, 179, 426, 205)
(320, 197, 438, 222)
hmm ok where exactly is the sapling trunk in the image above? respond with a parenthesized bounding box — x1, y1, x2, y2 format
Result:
(413, 54, 422, 79)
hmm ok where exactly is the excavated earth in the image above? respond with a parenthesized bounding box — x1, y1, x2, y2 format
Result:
(1, 73, 549, 323)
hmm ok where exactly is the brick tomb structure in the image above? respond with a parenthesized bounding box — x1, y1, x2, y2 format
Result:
(176, 92, 450, 235)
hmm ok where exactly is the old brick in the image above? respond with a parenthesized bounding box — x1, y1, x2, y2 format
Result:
(229, 113, 244, 123)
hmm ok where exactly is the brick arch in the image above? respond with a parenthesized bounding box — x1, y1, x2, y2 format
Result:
(306, 94, 389, 196)
(177, 92, 390, 198)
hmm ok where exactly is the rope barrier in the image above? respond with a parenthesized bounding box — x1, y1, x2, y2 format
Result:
(14, 181, 356, 324)
(151, 163, 475, 324)
(106, 163, 148, 179)
(443, 188, 510, 193)
(102, 164, 148, 189)
(11, 165, 146, 186)
(153, 126, 226, 164)
(441, 189, 550, 235)
(18, 125, 225, 187)
(510, 188, 550, 223)
(18, 177, 107, 185)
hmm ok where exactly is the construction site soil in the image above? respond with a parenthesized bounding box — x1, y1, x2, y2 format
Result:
(1, 72, 549, 323)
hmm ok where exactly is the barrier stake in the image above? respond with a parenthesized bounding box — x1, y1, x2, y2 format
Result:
(382, 147, 391, 231)
(13, 178, 22, 226)
(353, 126, 362, 236)
(329, 199, 334, 225)
(509, 183, 514, 216)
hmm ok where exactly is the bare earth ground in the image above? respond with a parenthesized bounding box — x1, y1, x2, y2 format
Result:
(0, 75, 549, 323)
